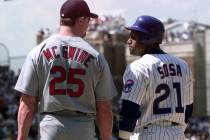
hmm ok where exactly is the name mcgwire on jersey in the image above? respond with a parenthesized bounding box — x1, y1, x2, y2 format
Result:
(43, 45, 95, 67)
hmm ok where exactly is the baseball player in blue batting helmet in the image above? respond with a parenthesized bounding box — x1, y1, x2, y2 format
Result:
(125, 15, 165, 46)
(118, 15, 194, 140)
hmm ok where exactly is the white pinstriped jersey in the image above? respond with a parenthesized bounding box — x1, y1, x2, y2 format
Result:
(121, 53, 193, 131)
(15, 34, 117, 114)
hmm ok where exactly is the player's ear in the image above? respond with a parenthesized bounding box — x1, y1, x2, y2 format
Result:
(77, 17, 82, 22)
(77, 17, 85, 24)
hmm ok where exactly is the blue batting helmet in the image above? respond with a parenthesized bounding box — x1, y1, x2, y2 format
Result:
(126, 15, 165, 45)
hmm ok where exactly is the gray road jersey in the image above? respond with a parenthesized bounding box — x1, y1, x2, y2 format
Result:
(15, 34, 117, 114)
(121, 54, 193, 129)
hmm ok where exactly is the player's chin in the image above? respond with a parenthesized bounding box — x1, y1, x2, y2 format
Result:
(129, 50, 137, 56)
(129, 46, 133, 51)
(130, 49, 141, 56)
(129, 47, 136, 55)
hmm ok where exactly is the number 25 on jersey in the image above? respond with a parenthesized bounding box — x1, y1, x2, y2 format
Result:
(49, 66, 86, 97)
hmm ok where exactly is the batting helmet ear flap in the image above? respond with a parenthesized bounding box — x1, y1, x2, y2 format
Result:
(137, 32, 154, 45)
(141, 34, 150, 42)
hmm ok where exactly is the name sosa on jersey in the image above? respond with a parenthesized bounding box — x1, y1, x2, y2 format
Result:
(157, 63, 182, 79)
(42, 45, 95, 67)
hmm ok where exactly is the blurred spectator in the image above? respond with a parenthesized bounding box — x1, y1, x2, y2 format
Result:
(163, 19, 210, 44)
(88, 15, 126, 34)
(36, 28, 45, 45)
(36, 28, 52, 45)
(0, 69, 18, 139)
(185, 117, 210, 140)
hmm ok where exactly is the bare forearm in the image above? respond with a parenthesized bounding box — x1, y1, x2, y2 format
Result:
(96, 101, 113, 140)
(17, 95, 37, 140)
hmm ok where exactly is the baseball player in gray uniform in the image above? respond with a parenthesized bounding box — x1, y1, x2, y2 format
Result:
(15, 0, 117, 140)
(118, 15, 193, 140)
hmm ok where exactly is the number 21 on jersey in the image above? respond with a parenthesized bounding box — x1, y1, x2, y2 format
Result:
(153, 82, 184, 114)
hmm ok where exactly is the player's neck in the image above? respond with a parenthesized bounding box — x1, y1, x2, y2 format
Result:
(140, 47, 165, 57)
(59, 26, 83, 37)
(146, 47, 165, 55)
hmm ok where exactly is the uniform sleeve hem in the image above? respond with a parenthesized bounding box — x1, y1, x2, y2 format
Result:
(14, 87, 37, 96)
(119, 130, 131, 139)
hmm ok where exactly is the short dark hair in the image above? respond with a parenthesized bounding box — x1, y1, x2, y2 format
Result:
(60, 17, 78, 26)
